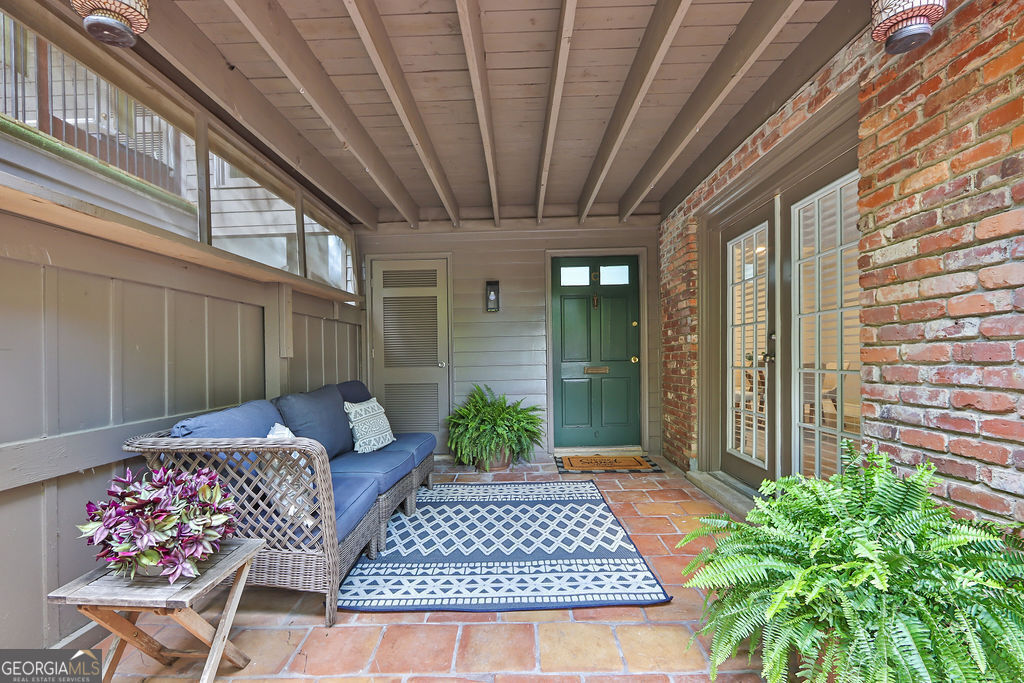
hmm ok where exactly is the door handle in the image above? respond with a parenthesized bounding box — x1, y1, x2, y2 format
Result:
(630, 356, 639, 364)
(438, 361, 447, 368)
(759, 352, 775, 364)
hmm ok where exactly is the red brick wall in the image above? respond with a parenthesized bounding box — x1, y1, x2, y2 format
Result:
(858, 0, 1024, 520)
(660, 0, 1024, 522)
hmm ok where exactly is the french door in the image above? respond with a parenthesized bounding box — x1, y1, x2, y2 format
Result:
(722, 218, 776, 488)
(792, 172, 862, 477)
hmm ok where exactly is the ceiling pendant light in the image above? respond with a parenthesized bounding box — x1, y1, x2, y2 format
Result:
(871, 0, 946, 54)
(71, 0, 150, 48)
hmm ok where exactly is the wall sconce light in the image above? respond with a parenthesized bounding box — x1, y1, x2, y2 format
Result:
(871, 1, 946, 55)
(71, 0, 150, 48)
(485, 281, 500, 313)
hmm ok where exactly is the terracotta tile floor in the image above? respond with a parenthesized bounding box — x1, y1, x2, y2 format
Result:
(105, 453, 762, 682)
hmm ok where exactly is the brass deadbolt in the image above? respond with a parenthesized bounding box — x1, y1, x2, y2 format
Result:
(631, 356, 639, 363)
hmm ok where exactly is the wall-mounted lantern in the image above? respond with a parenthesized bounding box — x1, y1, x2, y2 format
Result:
(871, 1, 947, 55)
(485, 281, 500, 313)
(71, 0, 150, 48)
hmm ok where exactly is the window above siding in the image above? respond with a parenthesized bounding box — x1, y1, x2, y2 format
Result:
(0, 8, 358, 299)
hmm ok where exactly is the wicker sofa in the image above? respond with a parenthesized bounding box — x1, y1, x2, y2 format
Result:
(122, 380, 435, 626)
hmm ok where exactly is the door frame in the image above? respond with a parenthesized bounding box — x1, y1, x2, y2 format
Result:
(364, 253, 455, 450)
(545, 247, 651, 454)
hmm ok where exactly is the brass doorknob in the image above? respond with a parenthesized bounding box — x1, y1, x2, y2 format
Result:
(630, 356, 639, 363)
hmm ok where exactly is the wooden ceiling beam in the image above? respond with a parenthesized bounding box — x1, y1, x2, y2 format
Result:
(455, 0, 501, 227)
(120, 0, 380, 229)
(342, 0, 461, 228)
(618, 0, 804, 221)
(536, 0, 578, 225)
(576, 0, 693, 224)
(221, 0, 421, 229)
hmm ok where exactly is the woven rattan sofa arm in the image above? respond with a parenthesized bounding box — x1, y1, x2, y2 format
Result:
(122, 430, 340, 560)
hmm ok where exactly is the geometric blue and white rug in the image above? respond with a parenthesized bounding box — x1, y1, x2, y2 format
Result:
(337, 481, 671, 611)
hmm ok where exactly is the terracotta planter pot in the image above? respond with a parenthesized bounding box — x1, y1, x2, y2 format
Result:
(480, 448, 514, 472)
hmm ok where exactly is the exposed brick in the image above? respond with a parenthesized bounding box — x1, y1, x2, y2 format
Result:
(952, 389, 1017, 413)
(901, 342, 952, 362)
(949, 437, 1012, 465)
(981, 418, 1024, 443)
(951, 136, 1012, 175)
(948, 484, 1014, 515)
(980, 262, 1024, 288)
(983, 41, 1024, 82)
(919, 271, 978, 297)
(980, 314, 1024, 338)
(977, 208, 1024, 239)
(980, 98, 1024, 136)
(952, 341, 1014, 362)
(947, 290, 1014, 316)
(902, 427, 948, 451)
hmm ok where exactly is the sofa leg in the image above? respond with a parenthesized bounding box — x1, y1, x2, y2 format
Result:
(426, 472, 435, 490)
(402, 492, 417, 516)
(378, 520, 389, 550)
(325, 591, 337, 627)
(366, 536, 378, 561)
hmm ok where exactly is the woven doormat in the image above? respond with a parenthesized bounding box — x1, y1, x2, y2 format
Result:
(555, 453, 664, 474)
(338, 481, 670, 612)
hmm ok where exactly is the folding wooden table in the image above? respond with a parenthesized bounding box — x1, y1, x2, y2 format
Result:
(48, 537, 264, 683)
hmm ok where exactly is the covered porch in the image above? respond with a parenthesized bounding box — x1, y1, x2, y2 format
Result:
(1, 0, 1023, 679)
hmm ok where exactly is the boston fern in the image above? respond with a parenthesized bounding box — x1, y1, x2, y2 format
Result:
(682, 441, 1024, 682)
(447, 384, 544, 471)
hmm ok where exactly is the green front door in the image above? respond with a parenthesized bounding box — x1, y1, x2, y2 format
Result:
(552, 256, 641, 447)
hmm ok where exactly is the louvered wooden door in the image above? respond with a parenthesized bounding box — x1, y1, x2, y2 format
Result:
(370, 259, 450, 449)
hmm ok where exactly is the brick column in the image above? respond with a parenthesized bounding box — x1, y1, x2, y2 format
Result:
(858, 0, 1024, 520)
(660, 215, 699, 470)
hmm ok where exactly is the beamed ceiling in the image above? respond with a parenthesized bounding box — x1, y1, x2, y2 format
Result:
(153, 0, 868, 229)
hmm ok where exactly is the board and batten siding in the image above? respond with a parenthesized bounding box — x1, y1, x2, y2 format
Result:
(358, 224, 662, 456)
(0, 211, 362, 648)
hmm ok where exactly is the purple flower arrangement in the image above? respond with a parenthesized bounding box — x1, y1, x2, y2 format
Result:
(77, 467, 237, 583)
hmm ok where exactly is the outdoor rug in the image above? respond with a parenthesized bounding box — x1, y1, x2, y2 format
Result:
(337, 481, 671, 611)
(555, 453, 664, 474)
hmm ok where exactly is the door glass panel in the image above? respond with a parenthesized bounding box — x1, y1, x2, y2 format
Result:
(560, 266, 590, 286)
(599, 265, 630, 285)
(793, 172, 862, 478)
(726, 222, 769, 467)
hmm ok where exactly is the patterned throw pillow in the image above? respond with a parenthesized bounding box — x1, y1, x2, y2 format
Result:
(344, 398, 397, 453)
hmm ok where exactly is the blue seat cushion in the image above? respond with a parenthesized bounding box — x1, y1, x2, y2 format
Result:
(332, 474, 378, 541)
(375, 433, 436, 467)
(170, 400, 283, 439)
(337, 380, 372, 404)
(274, 385, 352, 458)
(329, 451, 415, 494)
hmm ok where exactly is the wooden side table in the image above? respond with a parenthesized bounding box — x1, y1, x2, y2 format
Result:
(49, 537, 264, 683)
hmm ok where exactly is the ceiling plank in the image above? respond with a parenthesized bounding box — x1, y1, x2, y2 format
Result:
(455, 0, 501, 227)
(342, 0, 461, 228)
(659, 1, 870, 217)
(536, 0, 578, 224)
(575, 0, 693, 224)
(113, 0, 381, 228)
(221, 0, 421, 228)
(618, 0, 804, 221)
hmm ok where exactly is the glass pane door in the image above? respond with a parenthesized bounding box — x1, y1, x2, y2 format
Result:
(793, 172, 861, 477)
(726, 223, 770, 470)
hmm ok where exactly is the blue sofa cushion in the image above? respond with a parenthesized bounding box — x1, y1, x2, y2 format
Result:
(337, 380, 372, 404)
(332, 474, 378, 541)
(375, 432, 436, 467)
(329, 451, 415, 494)
(274, 385, 352, 457)
(170, 400, 283, 439)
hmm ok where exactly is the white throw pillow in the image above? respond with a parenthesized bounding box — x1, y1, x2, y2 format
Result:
(267, 422, 296, 439)
(344, 398, 396, 453)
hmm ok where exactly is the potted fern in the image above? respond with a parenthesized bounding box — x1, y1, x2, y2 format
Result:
(447, 384, 544, 471)
(682, 441, 1024, 682)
